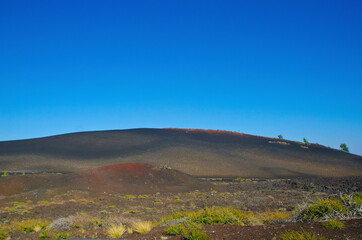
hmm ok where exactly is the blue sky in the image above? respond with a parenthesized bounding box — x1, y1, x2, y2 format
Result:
(0, 0, 361, 155)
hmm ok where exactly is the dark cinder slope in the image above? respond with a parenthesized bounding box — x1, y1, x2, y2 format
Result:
(0, 128, 361, 177)
(0, 163, 211, 196)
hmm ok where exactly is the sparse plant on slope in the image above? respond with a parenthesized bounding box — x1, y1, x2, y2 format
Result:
(278, 134, 283, 139)
(303, 138, 309, 144)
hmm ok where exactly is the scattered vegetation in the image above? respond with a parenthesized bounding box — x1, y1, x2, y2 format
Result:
(303, 137, 309, 144)
(277, 230, 327, 240)
(12, 219, 49, 233)
(124, 195, 136, 200)
(322, 219, 345, 229)
(163, 206, 255, 226)
(0, 229, 8, 240)
(54, 232, 73, 239)
(278, 134, 283, 139)
(259, 210, 292, 224)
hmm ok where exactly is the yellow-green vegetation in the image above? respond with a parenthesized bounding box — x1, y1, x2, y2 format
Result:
(259, 210, 292, 224)
(4, 207, 18, 213)
(38, 200, 56, 205)
(0, 229, 8, 240)
(4, 200, 33, 213)
(124, 195, 136, 200)
(54, 232, 73, 239)
(162, 206, 255, 226)
(12, 219, 49, 233)
(78, 199, 88, 204)
(99, 210, 109, 215)
(163, 207, 295, 227)
(165, 222, 209, 240)
(277, 230, 327, 240)
(107, 223, 126, 238)
(1, 171, 9, 177)
(131, 220, 153, 234)
(127, 227, 133, 234)
(297, 193, 362, 221)
(322, 219, 345, 229)
(12, 200, 32, 208)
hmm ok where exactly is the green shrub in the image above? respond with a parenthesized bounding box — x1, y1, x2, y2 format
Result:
(163, 207, 251, 226)
(0, 229, 8, 240)
(39, 230, 50, 239)
(54, 232, 73, 239)
(165, 222, 208, 240)
(165, 224, 184, 235)
(340, 143, 349, 153)
(277, 230, 327, 240)
(13, 219, 49, 233)
(297, 198, 346, 221)
(322, 219, 345, 229)
(297, 193, 362, 221)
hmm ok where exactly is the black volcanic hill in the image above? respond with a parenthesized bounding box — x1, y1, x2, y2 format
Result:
(0, 128, 361, 177)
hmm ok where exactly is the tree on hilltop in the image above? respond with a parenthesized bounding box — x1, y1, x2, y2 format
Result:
(340, 143, 349, 153)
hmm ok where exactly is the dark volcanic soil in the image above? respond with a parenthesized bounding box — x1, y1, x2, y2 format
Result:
(0, 163, 211, 196)
(0, 176, 361, 239)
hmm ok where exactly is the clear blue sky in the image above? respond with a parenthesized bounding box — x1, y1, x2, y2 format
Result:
(1, 0, 361, 155)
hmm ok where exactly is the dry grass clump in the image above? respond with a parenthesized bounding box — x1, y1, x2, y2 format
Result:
(131, 220, 153, 234)
(107, 223, 126, 238)
(259, 210, 292, 224)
